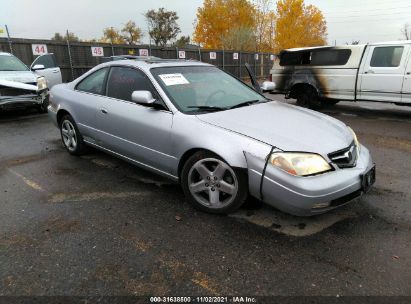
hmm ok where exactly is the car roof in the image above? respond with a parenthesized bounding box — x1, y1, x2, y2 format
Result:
(0, 52, 13, 56)
(101, 58, 212, 69)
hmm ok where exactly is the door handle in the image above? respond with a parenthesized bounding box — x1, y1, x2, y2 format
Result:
(407, 72, 411, 75)
(52, 70, 60, 73)
(365, 70, 375, 74)
(101, 108, 108, 114)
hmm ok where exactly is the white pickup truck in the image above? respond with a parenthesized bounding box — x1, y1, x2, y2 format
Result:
(270, 41, 411, 108)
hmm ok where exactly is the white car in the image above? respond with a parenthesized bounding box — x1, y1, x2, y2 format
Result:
(0, 52, 62, 112)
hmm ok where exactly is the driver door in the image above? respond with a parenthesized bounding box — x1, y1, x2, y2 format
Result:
(96, 66, 175, 175)
(31, 54, 62, 88)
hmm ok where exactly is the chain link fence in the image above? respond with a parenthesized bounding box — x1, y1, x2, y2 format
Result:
(0, 38, 275, 83)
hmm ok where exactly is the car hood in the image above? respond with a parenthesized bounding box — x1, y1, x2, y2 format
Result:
(0, 71, 37, 84)
(196, 101, 353, 155)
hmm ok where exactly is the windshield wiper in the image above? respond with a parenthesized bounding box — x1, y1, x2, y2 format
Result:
(228, 99, 268, 110)
(187, 105, 226, 112)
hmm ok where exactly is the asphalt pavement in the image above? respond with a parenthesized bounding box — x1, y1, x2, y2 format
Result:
(0, 98, 410, 297)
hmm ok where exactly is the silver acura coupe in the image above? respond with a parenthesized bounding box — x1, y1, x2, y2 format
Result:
(48, 58, 375, 216)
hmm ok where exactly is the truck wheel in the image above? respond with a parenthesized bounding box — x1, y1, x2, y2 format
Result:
(181, 151, 248, 214)
(325, 100, 340, 106)
(296, 87, 323, 109)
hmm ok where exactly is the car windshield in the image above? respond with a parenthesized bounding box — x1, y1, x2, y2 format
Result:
(0, 54, 29, 71)
(151, 66, 267, 113)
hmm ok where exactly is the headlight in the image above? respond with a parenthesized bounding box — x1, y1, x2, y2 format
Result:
(269, 152, 332, 176)
(348, 127, 361, 152)
(37, 77, 48, 91)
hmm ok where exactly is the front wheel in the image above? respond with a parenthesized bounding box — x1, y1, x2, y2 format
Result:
(181, 151, 248, 214)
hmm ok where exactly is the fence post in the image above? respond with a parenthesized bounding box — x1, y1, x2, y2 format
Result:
(254, 53, 257, 78)
(239, 51, 242, 79)
(5, 24, 13, 54)
(111, 43, 115, 56)
(261, 53, 264, 78)
(222, 49, 225, 70)
(66, 30, 74, 81)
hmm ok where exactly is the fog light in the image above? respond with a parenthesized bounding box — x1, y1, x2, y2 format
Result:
(312, 202, 330, 209)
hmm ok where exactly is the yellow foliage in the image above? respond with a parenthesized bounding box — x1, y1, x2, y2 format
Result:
(274, 0, 327, 52)
(193, 0, 257, 49)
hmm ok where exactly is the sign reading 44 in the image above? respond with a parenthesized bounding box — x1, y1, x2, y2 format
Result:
(32, 44, 48, 56)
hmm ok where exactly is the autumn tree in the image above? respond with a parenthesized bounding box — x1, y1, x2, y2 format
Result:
(121, 21, 143, 45)
(101, 27, 126, 44)
(274, 0, 327, 52)
(145, 8, 181, 46)
(193, 0, 256, 49)
(222, 26, 256, 51)
(254, 0, 276, 52)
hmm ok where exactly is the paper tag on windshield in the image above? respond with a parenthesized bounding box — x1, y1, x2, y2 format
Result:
(159, 73, 189, 86)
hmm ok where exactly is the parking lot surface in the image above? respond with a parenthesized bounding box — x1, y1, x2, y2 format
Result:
(0, 97, 410, 296)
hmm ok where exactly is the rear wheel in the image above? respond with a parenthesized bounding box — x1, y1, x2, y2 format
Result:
(325, 100, 340, 106)
(181, 151, 248, 214)
(295, 87, 323, 109)
(60, 114, 88, 155)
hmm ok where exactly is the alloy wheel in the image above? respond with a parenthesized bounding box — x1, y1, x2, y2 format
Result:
(188, 158, 238, 209)
(61, 120, 77, 152)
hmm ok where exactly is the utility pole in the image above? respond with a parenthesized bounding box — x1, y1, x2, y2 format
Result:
(5, 24, 13, 54)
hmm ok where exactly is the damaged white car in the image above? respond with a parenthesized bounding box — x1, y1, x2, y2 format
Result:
(0, 52, 62, 112)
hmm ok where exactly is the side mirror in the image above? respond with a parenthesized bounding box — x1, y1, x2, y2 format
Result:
(31, 64, 45, 71)
(131, 90, 156, 106)
(260, 81, 275, 92)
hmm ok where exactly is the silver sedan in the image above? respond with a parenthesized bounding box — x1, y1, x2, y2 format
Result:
(48, 59, 375, 216)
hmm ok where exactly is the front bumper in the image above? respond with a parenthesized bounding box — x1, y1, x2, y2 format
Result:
(47, 104, 59, 127)
(246, 145, 374, 216)
(0, 91, 48, 110)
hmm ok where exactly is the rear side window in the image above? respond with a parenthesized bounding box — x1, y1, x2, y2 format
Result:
(311, 49, 351, 65)
(370, 46, 404, 67)
(280, 49, 352, 66)
(76, 67, 108, 95)
(106, 67, 158, 102)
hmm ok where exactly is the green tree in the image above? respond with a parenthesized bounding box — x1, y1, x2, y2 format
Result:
(174, 35, 190, 48)
(51, 32, 64, 41)
(121, 21, 143, 45)
(145, 8, 181, 46)
(51, 32, 79, 42)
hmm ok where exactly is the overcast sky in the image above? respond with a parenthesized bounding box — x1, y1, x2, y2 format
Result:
(1, 0, 411, 45)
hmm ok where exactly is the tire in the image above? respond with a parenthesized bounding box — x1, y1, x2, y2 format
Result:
(296, 87, 323, 109)
(59, 114, 88, 155)
(325, 100, 340, 106)
(181, 151, 248, 214)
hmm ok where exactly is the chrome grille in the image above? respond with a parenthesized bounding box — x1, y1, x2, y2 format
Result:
(328, 141, 358, 168)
